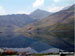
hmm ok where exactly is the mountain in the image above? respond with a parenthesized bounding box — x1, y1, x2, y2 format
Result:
(16, 5, 74, 34)
(30, 9, 51, 19)
(17, 5, 74, 32)
(16, 4, 74, 52)
(0, 14, 35, 27)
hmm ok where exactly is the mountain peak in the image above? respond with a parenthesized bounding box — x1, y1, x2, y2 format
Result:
(30, 9, 51, 19)
(36, 9, 41, 11)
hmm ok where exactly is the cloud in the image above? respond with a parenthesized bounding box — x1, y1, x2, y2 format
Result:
(47, 5, 64, 12)
(0, 6, 6, 15)
(33, 0, 44, 8)
(54, 0, 60, 3)
(15, 11, 30, 14)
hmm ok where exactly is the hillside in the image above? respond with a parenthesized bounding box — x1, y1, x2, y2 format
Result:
(0, 14, 35, 27)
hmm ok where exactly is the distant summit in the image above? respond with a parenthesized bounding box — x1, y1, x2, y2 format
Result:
(30, 9, 52, 19)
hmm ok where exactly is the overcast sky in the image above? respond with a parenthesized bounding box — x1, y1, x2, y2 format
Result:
(0, 0, 74, 15)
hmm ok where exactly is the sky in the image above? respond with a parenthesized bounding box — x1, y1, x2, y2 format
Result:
(0, 0, 74, 15)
